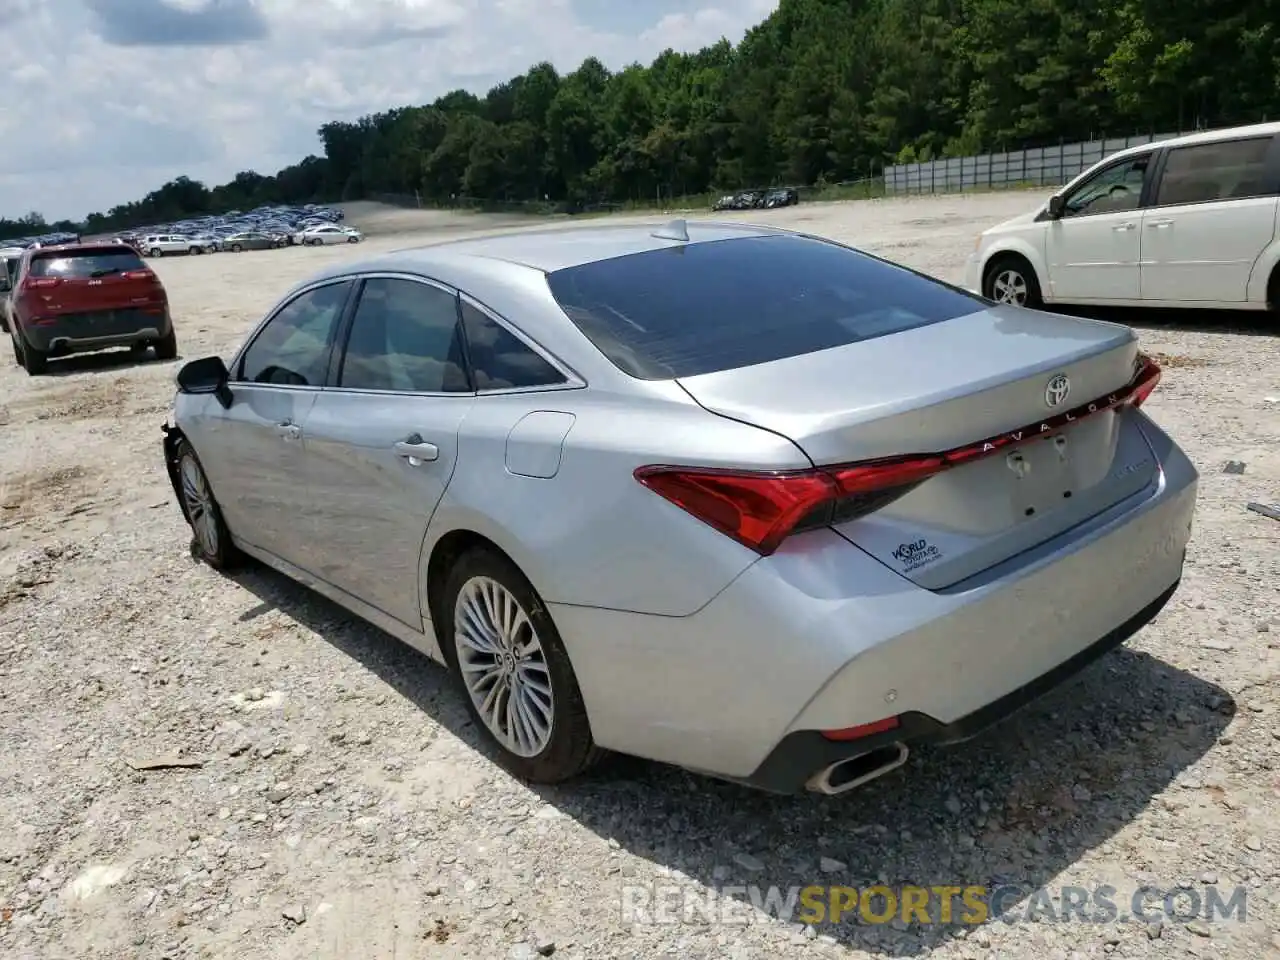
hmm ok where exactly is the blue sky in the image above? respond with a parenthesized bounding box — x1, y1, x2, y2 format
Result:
(0, 0, 776, 222)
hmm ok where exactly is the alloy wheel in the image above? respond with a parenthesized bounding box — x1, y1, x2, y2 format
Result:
(454, 575, 555, 758)
(179, 454, 219, 557)
(991, 268, 1028, 305)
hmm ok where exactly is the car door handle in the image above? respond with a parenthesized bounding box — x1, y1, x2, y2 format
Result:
(394, 435, 439, 463)
(1112, 222, 1136, 231)
(275, 421, 301, 440)
(1147, 219, 1174, 228)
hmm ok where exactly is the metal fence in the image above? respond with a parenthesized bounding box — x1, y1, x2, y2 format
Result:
(883, 133, 1185, 194)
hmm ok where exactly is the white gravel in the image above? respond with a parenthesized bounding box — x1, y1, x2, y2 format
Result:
(1, 193, 1278, 960)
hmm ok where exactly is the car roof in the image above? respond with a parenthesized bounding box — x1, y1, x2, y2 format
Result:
(1105, 120, 1280, 164)
(306, 219, 788, 286)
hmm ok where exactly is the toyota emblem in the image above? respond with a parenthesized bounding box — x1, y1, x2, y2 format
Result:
(1044, 374, 1070, 407)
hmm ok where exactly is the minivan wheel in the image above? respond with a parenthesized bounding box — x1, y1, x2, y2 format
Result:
(176, 440, 240, 570)
(441, 547, 604, 783)
(983, 255, 1043, 308)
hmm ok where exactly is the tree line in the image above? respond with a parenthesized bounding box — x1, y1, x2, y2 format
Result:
(4, 0, 1278, 240)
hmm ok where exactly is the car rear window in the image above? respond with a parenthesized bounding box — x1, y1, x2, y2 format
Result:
(29, 249, 148, 278)
(544, 233, 985, 379)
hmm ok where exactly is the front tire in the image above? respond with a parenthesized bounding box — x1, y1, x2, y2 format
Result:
(176, 440, 240, 570)
(441, 547, 604, 784)
(231, 243, 243, 253)
(983, 254, 1043, 308)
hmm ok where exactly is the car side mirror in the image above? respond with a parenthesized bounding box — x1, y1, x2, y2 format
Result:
(176, 355, 233, 409)
(1047, 194, 1066, 220)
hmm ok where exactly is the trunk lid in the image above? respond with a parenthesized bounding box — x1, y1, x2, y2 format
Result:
(22, 246, 165, 318)
(676, 305, 1159, 589)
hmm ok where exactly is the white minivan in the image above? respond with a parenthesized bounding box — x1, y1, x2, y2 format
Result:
(964, 121, 1280, 311)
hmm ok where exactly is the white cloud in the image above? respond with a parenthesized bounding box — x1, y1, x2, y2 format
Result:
(0, 0, 777, 221)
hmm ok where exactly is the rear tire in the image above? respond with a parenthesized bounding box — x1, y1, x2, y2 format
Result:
(175, 439, 241, 570)
(149, 248, 162, 258)
(1267, 266, 1280, 311)
(22, 344, 47, 375)
(983, 254, 1043, 308)
(154, 328, 178, 361)
(440, 547, 605, 784)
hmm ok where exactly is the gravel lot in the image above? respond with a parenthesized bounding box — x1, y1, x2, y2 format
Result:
(1, 193, 1278, 960)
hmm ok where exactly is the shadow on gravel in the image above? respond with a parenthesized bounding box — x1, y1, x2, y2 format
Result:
(37, 348, 178, 377)
(1055, 303, 1278, 338)
(232, 564, 1234, 957)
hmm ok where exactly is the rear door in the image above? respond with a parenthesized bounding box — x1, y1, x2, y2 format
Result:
(1139, 134, 1280, 302)
(189, 278, 354, 566)
(545, 232, 1159, 590)
(302, 274, 475, 629)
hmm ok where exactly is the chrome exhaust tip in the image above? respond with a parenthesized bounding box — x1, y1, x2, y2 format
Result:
(806, 743, 909, 796)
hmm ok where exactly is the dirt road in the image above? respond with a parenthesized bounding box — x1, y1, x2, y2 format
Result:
(1, 194, 1277, 959)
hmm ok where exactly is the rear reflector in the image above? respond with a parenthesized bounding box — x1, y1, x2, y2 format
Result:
(821, 716, 901, 741)
(637, 353, 1163, 555)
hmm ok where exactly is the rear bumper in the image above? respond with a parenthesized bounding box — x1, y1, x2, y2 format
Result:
(24, 310, 171, 354)
(549, 414, 1197, 791)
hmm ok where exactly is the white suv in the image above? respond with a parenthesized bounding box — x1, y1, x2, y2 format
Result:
(965, 121, 1280, 311)
(143, 235, 208, 257)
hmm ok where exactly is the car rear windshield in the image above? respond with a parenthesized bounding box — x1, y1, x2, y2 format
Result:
(544, 233, 984, 379)
(29, 249, 148, 279)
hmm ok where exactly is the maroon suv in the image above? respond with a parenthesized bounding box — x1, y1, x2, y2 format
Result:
(8, 243, 177, 375)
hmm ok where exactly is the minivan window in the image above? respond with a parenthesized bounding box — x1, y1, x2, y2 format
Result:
(544, 234, 982, 379)
(1155, 136, 1274, 206)
(1062, 156, 1150, 217)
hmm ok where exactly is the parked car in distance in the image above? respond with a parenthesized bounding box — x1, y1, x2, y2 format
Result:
(0, 245, 23, 332)
(711, 194, 738, 211)
(160, 219, 1194, 796)
(294, 224, 362, 246)
(765, 188, 800, 208)
(9, 243, 176, 374)
(224, 231, 282, 252)
(966, 120, 1280, 310)
(143, 234, 208, 257)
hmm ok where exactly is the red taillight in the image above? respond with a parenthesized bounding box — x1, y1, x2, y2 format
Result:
(24, 277, 59, 288)
(121, 270, 155, 280)
(637, 353, 1165, 555)
(1127, 354, 1161, 408)
(821, 716, 901, 741)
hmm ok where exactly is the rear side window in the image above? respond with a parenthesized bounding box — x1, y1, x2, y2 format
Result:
(544, 234, 983, 379)
(1155, 137, 1275, 206)
(460, 300, 566, 391)
(29, 249, 147, 278)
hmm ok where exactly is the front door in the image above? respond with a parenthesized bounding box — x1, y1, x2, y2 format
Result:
(304, 275, 475, 630)
(196, 278, 353, 567)
(1045, 153, 1152, 302)
(1140, 135, 1280, 303)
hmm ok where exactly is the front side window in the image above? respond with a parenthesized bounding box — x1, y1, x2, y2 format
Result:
(238, 281, 351, 385)
(338, 277, 470, 393)
(1154, 137, 1274, 206)
(1063, 155, 1151, 217)
(460, 300, 566, 391)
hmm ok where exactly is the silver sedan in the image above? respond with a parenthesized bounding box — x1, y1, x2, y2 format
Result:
(160, 219, 1197, 795)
